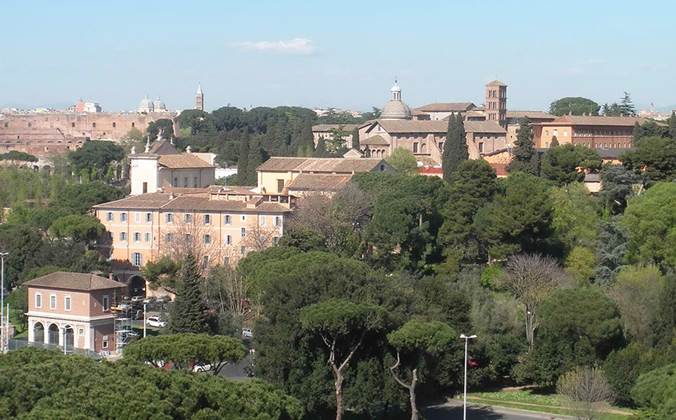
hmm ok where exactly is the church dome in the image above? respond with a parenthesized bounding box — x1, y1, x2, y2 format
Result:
(138, 96, 154, 113)
(380, 81, 411, 119)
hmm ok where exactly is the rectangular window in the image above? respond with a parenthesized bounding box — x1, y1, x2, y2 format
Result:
(185, 213, 193, 223)
(277, 179, 284, 193)
(106, 212, 113, 221)
(145, 212, 152, 223)
(224, 215, 231, 224)
(274, 216, 281, 227)
(134, 232, 141, 242)
(78, 328, 84, 336)
(102, 295, 110, 311)
(183, 177, 188, 188)
(478, 142, 485, 153)
(120, 232, 127, 241)
(35, 293, 42, 308)
(165, 233, 173, 242)
(185, 233, 192, 243)
(173, 177, 178, 187)
(204, 214, 211, 225)
(135, 212, 141, 223)
(112, 122, 116, 128)
(413, 142, 418, 153)
(121, 212, 127, 222)
(226, 234, 232, 245)
(132, 252, 142, 267)
(241, 227, 246, 237)
(144, 232, 151, 242)
(260, 216, 266, 226)
(102, 337, 109, 349)
(64, 296, 71, 311)
(202, 255, 209, 269)
(203, 234, 211, 244)
(193, 176, 198, 188)
(166, 213, 173, 223)
(50, 294, 57, 310)
(241, 215, 246, 221)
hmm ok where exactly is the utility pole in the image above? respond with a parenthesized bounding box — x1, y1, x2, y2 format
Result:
(460, 334, 477, 420)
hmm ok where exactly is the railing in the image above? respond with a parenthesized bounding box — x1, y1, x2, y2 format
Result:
(7, 339, 102, 359)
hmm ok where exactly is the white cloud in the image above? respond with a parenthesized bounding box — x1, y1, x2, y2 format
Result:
(235, 38, 316, 55)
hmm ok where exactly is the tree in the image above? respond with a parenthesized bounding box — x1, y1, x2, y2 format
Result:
(621, 182, 676, 269)
(438, 160, 498, 270)
(351, 127, 360, 150)
(608, 265, 665, 347)
(387, 320, 456, 420)
(500, 254, 567, 350)
(123, 333, 246, 375)
(621, 136, 676, 184)
(313, 137, 330, 158)
(141, 255, 180, 290)
(300, 299, 386, 420)
(204, 266, 249, 332)
(170, 254, 210, 333)
(236, 129, 250, 185)
(550, 136, 559, 147)
(0, 151, 38, 162)
(550, 183, 599, 253)
(54, 182, 124, 214)
(68, 141, 125, 180)
(442, 114, 468, 180)
(507, 118, 538, 175)
(245, 135, 268, 186)
(549, 97, 600, 116)
(633, 120, 668, 143)
(48, 214, 105, 244)
(474, 172, 552, 260)
(619, 92, 636, 117)
(540, 144, 601, 186)
(595, 220, 628, 285)
(565, 246, 597, 284)
(146, 118, 175, 141)
(599, 164, 642, 215)
(296, 118, 314, 157)
(528, 288, 623, 384)
(670, 111, 676, 139)
(386, 147, 418, 175)
(557, 367, 613, 420)
(631, 363, 676, 419)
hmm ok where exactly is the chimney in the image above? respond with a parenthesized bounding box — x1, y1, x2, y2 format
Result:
(108, 272, 113, 281)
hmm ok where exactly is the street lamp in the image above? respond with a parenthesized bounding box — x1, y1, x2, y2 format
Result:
(0, 251, 8, 354)
(460, 334, 477, 420)
(143, 302, 147, 338)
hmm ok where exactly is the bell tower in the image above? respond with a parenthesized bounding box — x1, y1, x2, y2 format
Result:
(485, 80, 507, 127)
(195, 83, 204, 111)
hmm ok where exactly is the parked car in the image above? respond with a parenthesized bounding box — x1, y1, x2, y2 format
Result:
(242, 328, 253, 339)
(131, 295, 145, 303)
(146, 316, 167, 328)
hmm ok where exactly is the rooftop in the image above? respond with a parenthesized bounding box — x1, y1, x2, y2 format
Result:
(506, 110, 555, 121)
(537, 115, 649, 127)
(158, 153, 214, 169)
(312, 124, 359, 132)
(414, 102, 476, 113)
(257, 156, 387, 173)
(287, 174, 353, 192)
(24, 272, 126, 291)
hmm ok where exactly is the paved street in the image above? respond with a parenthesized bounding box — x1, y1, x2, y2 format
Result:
(423, 401, 570, 420)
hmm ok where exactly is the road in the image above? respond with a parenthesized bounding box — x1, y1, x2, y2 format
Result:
(423, 401, 571, 420)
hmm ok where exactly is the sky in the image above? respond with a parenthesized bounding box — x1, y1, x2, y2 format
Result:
(1, 0, 675, 113)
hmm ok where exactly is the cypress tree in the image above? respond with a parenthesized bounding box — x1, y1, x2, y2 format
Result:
(296, 118, 314, 157)
(236, 130, 249, 184)
(313, 138, 329, 157)
(669, 112, 676, 139)
(442, 114, 468, 180)
(170, 254, 209, 333)
(245, 135, 267, 186)
(351, 127, 360, 150)
(507, 118, 539, 175)
(550, 135, 559, 147)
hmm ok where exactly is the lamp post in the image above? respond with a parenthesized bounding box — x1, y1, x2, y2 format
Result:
(0, 251, 8, 354)
(143, 302, 147, 338)
(460, 334, 477, 420)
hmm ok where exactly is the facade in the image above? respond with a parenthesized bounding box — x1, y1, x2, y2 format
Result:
(485, 80, 508, 126)
(195, 84, 204, 111)
(129, 139, 216, 195)
(93, 187, 293, 274)
(312, 124, 358, 148)
(25, 272, 126, 354)
(505, 110, 556, 145)
(256, 156, 393, 195)
(412, 102, 476, 121)
(532, 115, 648, 149)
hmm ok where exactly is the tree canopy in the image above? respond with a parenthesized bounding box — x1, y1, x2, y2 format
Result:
(549, 97, 600, 116)
(540, 144, 601, 186)
(507, 119, 538, 175)
(442, 114, 468, 180)
(386, 147, 418, 175)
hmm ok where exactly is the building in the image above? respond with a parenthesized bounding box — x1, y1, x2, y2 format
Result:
(505, 110, 556, 144)
(532, 115, 648, 149)
(485, 80, 508, 126)
(25, 272, 126, 354)
(412, 102, 476, 121)
(129, 138, 216, 195)
(358, 82, 507, 165)
(312, 124, 359, 148)
(256, 156, 393, 195)
(195, 84, 204, 111)
(93, 187, 293, 281)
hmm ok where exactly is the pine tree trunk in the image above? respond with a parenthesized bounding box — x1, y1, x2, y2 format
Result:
(409, 368, 419, 420)
(335, 373, 344, 420)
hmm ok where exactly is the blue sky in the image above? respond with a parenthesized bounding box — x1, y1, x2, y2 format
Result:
(1, 0, 675, 112)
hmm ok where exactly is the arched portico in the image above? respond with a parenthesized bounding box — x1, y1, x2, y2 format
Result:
(47, 323, 60, 345)
(33, 322, 44, 343)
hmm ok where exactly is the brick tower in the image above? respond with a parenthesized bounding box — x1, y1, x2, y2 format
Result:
(485, 80, 507, 127)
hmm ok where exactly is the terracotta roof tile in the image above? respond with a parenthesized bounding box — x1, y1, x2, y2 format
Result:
(287, 174, 352, 191)
(414, 102, 476, 112)
(537, 116, 649, 127)
(158, 154, 214, 169)
(312, 124, 359, 132)
(257, 157, 387, 173)
(24, 272, 126, 291)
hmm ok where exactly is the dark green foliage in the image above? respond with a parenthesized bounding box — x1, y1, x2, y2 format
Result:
(296, 118, 315, 157)
(599, 164, 642, 215)
(142, 255, 181, 290)
(146, 118, 175, 140)
(670, 111, 676, 139)
(507, 118, 539, 175)
(54, 182, 124, 214)
(594, 219, 628, 285)
(245, 135, 268, 185)
(176, 109, 216, 135)
(124, 333, 246, 375)
(0, 348, 303, 419)
(236, 129, 250, 185)
(351, 127, 360, 150)
(549, 97, 600, 116)
(540, 144, 601, 186)
(622, 136, 676, 184)
(631, 363, 676, 418)
(619, 92, 637, 117)
(526, 288, 624, 385)
(0, 150, 38, 162)
(170, 254, 210, 333)
(442, 114, 468, 180)
(652, 273, 676, 347)
(474, 172, 553, 260)
(549, 136, 559, 147)
(313, 137, 329, 157)
(633, 120, 668, 143)
(68, 140, 125, 180)
(438, 160, 498, 271)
